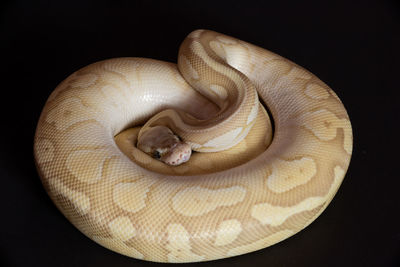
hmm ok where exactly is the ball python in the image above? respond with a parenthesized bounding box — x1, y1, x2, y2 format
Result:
(34, 29, 352, 263)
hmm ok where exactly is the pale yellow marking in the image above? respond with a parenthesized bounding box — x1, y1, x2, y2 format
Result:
(330, 165, 346, 198)
(209, 41, 227, 59)
(305, 83, 330, 99)
(334, 165, 345, 181)
(46, 97, 92, 130)
(246, 101, 258, 125)
(102, 59, 140, 76)
(172, 186, 246, 216)
(166, 224, 204, 263)
(92, 236, 144, 259)
(288, 67, 312, 79)
(48, 179, 90, 215)
(35, 139, 55, 164)
(66, 149, 113, 184)
(209, 84, 228, 100)
(190, 41, 243, 85)
(180, 55, 199, 80)
(216, 35, 238, 45)
(66, 149, 114, 184)
(101, 84, 126, 107)
(300, 109, 352, 154)
(253, 165, 345, 227)
(227, 230, 294, 256)
(343, 122, 353, 154)
(69, 73, 98, 88)
(113, 179, 155, 213)
(203, 127, 243, 148)
(267, 157, 317, 193)
(108, 216, 137, 242)
(188, 29, 204, 39)
(251, 196, 324, 226)
(214, 219, 242, 246)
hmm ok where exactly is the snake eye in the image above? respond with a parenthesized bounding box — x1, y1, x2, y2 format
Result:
(153, 150, 161, 159)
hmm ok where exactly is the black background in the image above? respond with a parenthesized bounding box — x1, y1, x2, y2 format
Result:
(1, 0, 399, 266)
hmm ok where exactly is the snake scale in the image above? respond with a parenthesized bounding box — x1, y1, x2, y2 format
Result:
(34, 29, 352, 263)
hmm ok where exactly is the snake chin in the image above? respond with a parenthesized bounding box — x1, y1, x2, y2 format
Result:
(161, 142, 192, 166)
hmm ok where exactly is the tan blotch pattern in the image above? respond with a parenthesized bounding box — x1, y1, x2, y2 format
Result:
(166, 224, 205, 263)
(113, 179, 155, 213)
(214, 219, 242, 246)
(267, 157, 317, 193)
(299, 109, 352, 154)
(172, 186, 247, 216)
(34, 30, 352, 262)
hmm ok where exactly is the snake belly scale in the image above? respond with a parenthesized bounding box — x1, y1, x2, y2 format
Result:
(34, 29, 352, 263)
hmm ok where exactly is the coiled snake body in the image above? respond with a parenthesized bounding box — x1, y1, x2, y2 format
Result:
(34, 30, 352, 263)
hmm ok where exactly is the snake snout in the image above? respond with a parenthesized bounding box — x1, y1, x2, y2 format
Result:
(162, 142, 192, 166)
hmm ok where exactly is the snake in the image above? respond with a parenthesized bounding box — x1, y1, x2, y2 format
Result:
(34, 29, 352, 263)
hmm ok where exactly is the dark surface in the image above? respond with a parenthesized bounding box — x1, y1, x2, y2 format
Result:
(1, 0, 399, 266)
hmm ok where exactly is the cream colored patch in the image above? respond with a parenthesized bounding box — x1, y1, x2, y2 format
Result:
(342, 122, 353, 154)
(254, 165, 346, 226)
(101, 84, 125, 107)
(48, 179, 90, 215)
(66, 149, 113, 184)
(69, 73, 98, 88)
(102, 59, 140, 76)
(209, 84, 228, 100)
(267, 157, 317, 193)
(190, 41, 238, 79)
(288, 67, 312, 79)
(247, 101, 258, 125)
(334, 165, 345, 181)
(214, 219, 242, 246)
(216, 35, 238, 45)
(305, 83, 330, 99)
(172, 186, 246, 216)
(227, 230, 294, 257)
(209, 41, 227, 59)
(188, 29, 204, 39)
(35, 139, 55, 164)
(113, 179, 155, 213)
(330, 166, 345, 198)
(166, 223, 204, 263)
(251, 196, 324, 226)
(300, 109, 352, 154)
(108, 216, 137, 242)
(203, 127, 243, 149)
(92, 236, 144, 259)
(46, 97, 93, 130)
(180, 56, 199, 80)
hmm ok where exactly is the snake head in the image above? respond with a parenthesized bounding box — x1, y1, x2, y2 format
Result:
(137, 126, 192, 166)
